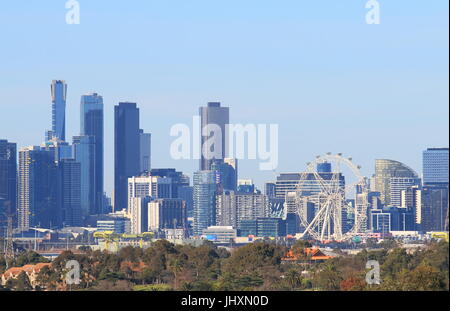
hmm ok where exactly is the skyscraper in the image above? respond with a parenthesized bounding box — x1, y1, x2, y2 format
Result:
(0, 140, 17, 229)
(57, 159, 82, 227)
(199, 102, 229, 171)
(18, 146, 58, 230)
(193, 171, 217, 235)
(129, 196, 151, 234)
(114, 102, 140, 211)
(81, 93, 104, 214)
(375, 159, 419, 206)
(148, 199, 187, 231)
(50, 80, 67, 141)
(73, 135, 96, 218)
(423, 148, 449, 186)
(389, 177, 421, 207)
(139, 130, 151, 174)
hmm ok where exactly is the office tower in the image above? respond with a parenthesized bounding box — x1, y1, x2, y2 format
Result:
(389, 207, 415, 231)
(423, 148, 449, 186)
(370, 209, 391, 234)
(375, 159, 419, 206)
(389, 177, 421, 207)
(199, 102, 229, 171)
(148, 199, 186, 231)
(129, 196, 151, 234)
(81, 93, 104, 214)
(211, 160, 237, 192)
(43, 138, 73, 161)
(18, 147, 58, 230)
(239, 218, 286, 238)
(139, 130, 151, 173)
(50, 80, 67, 141)
(370, 206, 415, 233)
(274, 163, 338, 200)
(265, 182, 276, 199)
(237, 179, 257, 194)
(274, 173, 302, 199)
(178, 186, 194, 218)
(193, 171, 217, 235)
(0, 140, 17, 230)
(114, 102, 140, 211)
(149, 168, 190, 198)
(417, 185, 449, 232)
(57, 159, 82, 227)
(73, 135, 96, 218)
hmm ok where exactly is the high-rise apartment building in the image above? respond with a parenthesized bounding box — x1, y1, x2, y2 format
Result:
(193, 171, 217, 235)
(129, 196, 151, 234)
(50, 80, 67, 141)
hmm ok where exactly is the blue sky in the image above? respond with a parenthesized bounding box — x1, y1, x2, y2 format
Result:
(0, 0, 448, 194)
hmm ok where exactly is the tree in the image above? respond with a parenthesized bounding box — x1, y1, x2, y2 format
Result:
(15, 271, 33, 291)
(285, 269, 303, 291)
(340, 276, 366, 291)
(291, 240, 313, 259)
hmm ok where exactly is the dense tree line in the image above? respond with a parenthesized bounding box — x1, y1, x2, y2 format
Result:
(0, 240, 448, 291)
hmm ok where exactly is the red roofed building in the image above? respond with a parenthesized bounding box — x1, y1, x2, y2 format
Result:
(282, 247, 333, 263)
(1, 263, 51, 289)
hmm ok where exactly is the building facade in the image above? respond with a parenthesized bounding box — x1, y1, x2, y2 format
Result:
(375, 159, 419, 206)
(114, 102, 141, 211)
(199, 102, 229, 171)
(0, 140, 17, 228)
(423, 148, 449, 186)
(81, 93, 104, 214)
(49, 80, 67, 141)
(193, 171, 217, 235)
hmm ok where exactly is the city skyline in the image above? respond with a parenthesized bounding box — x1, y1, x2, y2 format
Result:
(0, 1, 448, 295)
(0, 1, 448, 194)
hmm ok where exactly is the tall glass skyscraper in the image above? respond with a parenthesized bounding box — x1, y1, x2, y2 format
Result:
(199, 102, 229, 171)
(57, 159, 82, 227)
(73, 135, 96, 218)
(50, 80, 67, 141)
(423, 148, 449, 186)
(0, 139, 17, 229)
(139, 129, 151, 173)
(18, 146, 58, 230)
(114, 102, 140, 211)
(375, 159, 419, 206)
(193, 170, 217, 235)
(81, 93, 104, 214)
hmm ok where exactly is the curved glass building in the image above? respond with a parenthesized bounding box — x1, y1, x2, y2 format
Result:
(375, 159, 419, 206)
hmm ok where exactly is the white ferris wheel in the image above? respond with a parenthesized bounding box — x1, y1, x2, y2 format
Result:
(294, 153, 368, 241)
